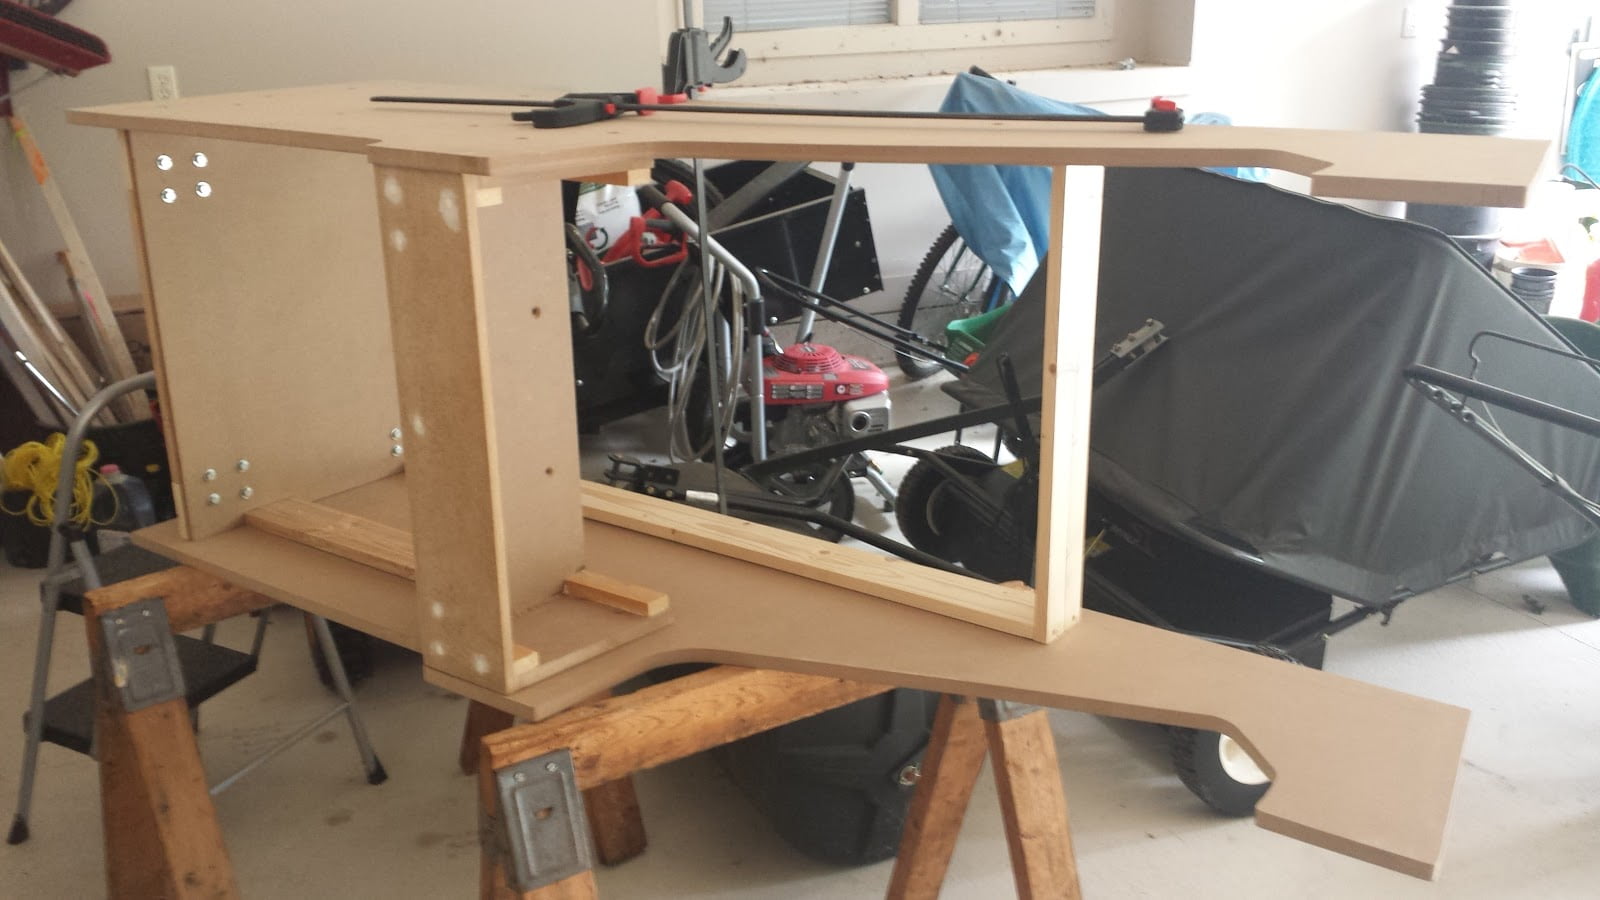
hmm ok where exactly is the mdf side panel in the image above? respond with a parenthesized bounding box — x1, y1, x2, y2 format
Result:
(475, 178, 585, 619)
(374, 167, 584, 692)
(1031, 165, 1101, 642)
(126, 133, 402, 539)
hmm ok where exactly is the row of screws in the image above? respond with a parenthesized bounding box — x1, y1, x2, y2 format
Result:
(199, 429, 402, 506)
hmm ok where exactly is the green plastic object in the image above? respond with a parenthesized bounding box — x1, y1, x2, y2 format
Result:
(944, 304, 1012, 362)
(1542, 316, 1600, 616)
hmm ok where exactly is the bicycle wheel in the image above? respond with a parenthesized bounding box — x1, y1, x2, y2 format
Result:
(894, 224, 1004, 380)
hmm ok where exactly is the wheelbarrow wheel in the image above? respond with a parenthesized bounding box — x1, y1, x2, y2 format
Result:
(1169, 727, 1271, 817)
(896, 225, 999, 380)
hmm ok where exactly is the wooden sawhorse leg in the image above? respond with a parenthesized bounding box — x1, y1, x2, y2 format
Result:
(84, 577, 265, 898)
(475, 667, 893, 898)
(888, 695, 1081, 900)
(461, 697, 648, 867)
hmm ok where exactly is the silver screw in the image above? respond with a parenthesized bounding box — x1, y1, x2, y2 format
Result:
(206, 492, 222, 506)
(544, 762, 559, 773)
(896, 763, 922, 786)
(195, 181, 213, 198)
(155, 154, 173, 171)
(389, 427, 402, 440)
(236, 459, 250, 472)
(192, 151, 209, 167)
(239, 486, 254, 500)
(160, 188, 177, 204)
(513, 772, 526, 783)
(202, 468, 217, 482)
(390, 444, 404, 457)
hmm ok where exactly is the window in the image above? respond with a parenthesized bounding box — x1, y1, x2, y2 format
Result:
(686, 0, 1118, 84)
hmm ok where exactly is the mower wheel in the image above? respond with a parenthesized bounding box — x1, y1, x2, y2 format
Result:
(895, 444, 993, 559)
(1169, 727, 1271, 817)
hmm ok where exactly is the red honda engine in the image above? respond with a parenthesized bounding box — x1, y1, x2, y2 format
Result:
(763, 343, 889, 405)
(760, 343, 891, 455)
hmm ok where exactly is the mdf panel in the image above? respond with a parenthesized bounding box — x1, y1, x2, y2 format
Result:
(127, 133, 401, 539)
(374, 167, 587, 692)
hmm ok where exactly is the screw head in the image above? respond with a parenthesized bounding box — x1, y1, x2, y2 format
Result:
(155, 154, 174, 171)
(513, 772, 526, 783)
(389, 427, 402, 440)
(390, 444, 403, 457)
(239, 486, 254, 500)
(206, 492, 222, 506)
(192, 151, 209, 168)
(896, 763, 922, 786)
(544, 762, 559, 773)
(236, 459, 250, 472)
(202, 468, 217, 482)
(195, 181, 213, 198)
(160, 188, 178, 204)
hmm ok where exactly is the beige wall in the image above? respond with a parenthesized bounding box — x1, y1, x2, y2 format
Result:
(0, 0, 1587, 318)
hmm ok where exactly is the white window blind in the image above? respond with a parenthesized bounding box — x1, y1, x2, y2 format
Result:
(920, 0, 1095, 24)
(703, 1, 892, 31)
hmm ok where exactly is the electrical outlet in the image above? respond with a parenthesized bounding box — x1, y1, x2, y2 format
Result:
(146, 65, 179, 101)
(1401, 6, 1418, 39)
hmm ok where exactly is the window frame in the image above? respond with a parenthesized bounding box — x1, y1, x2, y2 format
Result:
(685, 0, 1114, 63)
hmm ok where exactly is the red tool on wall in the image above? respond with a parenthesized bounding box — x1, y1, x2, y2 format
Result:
(0, 0, 109, 115)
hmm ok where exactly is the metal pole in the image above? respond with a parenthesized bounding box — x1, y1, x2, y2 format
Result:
(9, 371, 155, 845)
(795, 161, 855, 343)
(693, 158, 730, 515)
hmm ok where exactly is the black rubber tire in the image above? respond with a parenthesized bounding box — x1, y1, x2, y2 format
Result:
(767, 467, 855, 543)
(894, 444, 994, 558)
(895, 225, 996, 381)
(1169, 727, 1271, 817)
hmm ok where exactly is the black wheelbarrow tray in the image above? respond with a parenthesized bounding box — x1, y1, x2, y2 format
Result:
(926, 166, 1600, 811)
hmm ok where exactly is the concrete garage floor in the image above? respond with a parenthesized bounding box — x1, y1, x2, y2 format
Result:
(2, 375, 1600, 898)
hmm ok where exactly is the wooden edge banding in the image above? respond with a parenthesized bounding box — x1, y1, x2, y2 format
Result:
(563, 570, 669, 617)
(244, 497, 417, 580)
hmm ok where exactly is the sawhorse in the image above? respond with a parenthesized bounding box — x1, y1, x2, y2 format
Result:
(82, 565, 384, 898)
(473, 666, 1080, 899)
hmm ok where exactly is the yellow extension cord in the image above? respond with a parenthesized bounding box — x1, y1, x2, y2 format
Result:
(0, 434, 115, 528)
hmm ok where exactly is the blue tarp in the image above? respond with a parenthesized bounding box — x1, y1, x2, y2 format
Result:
(1567, 72, 1600, 179)
(931, 72, 1264, 293)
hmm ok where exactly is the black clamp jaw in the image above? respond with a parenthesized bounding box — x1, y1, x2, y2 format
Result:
(662, 15, 747, 96)
(1143, 97, 1185, 133)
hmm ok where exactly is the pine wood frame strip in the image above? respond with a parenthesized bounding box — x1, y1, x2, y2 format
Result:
(562, 570, 668, 617)
(245, 497, 417, 580)
(0, 237, 107, 421)
(0, 271, 82, 416)
(1031, 165, 1101, 641)
(579, 481, 1037, 637)
(8, 114, 148, 421)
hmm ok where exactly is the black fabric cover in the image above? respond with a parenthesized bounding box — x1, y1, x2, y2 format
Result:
(947, 167, 1600, 606)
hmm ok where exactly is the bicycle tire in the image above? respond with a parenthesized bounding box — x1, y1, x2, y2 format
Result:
(894, 224, 1001, 380)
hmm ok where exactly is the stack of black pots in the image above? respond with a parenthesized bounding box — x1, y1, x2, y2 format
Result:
(1405, 0, 1519, 264)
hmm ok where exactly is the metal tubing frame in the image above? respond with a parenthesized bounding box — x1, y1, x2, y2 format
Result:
(9, 372, 153, 845)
